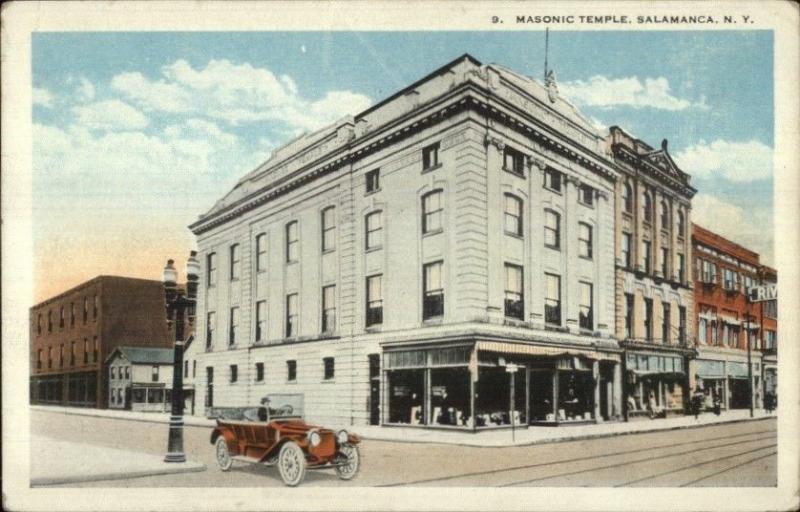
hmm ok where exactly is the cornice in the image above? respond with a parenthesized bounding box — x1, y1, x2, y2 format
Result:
(613, 143, 697, 199)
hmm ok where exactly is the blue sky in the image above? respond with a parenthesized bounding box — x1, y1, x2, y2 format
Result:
(31, 31, 774, 298)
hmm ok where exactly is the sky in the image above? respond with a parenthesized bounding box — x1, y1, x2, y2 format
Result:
(31, 31, 774, 301)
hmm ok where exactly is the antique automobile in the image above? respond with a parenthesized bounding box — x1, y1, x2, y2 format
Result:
(209, 393, 360, 486)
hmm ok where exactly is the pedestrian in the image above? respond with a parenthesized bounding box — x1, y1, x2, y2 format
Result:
(764, 392, 775, 414)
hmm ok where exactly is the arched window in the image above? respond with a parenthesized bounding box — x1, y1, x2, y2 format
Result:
(504, 194, 523, 236)
(642, 191, 652, 222)
(660, 200, 670, 230)
(677, 210, 685, 237)
(421, 190, 443, 234)
(622, 182, 633, 213)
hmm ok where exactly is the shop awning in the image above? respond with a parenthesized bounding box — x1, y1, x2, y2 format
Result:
(695, 359, 725, 379)
(727, 362, 750, 378)
(476, 340, 620, 362)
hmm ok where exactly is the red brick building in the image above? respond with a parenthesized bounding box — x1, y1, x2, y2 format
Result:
(30, 276, 172, 408)
(691, 224, 777, 411)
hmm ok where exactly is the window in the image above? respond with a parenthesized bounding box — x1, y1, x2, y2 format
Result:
(255, 301, 266, 342)
(642, 192, 652, 222)
(229, 244, 240, 280)
(578, 223, 593, 259)
(625, 293, 634, 339)
(423, 261, 444, 319)
(48, 310, 53, 331)
(228, 307, 240, 346)
(503, 146, 525, 175)
(660, 201, 670, 230)
(422, 142, 440, 170)
(229, 365, 238, 383)
(504, 194, 523, 236)
(504, 264, 524, 320)
(723, 268, 737, 291)
(764, 299, 777, 319)
(206, 312, 216, 350)
(579, 184, 594, 206)
(661, 247, 669, 277)
(322, 285, 336, 333)
(323, 357, 335, 380)
(700, 259, 717, 283)
(679, 306, 687, 343)
(698, 318, 708, 344)
(765, 330, 777, 350)
(255, 362, 264, 382)
(83, 298, 88, 323)
(662, 303, 671, 343)
(543, 167, 562, 192)
(643, 240, 652, 273)
(286, 221, 299, 262)
(678, 254, 685, 282)
(711, 320, 718, 346)
(287, 360, 297, 382)
(579, 282, 593, 331)
(37, 314, 42, 335)
(255, 233, 267, 272)
(70, 303, 75, 326)
(93, 295, 98, 319)
(321, 207, 336, 251)
(545, 273, 561, 326)
(622, 182, 633, 213)
(59, 344, 64, 367)
(677, 210, 685, 237)
(366, 168, 380, 193)
(152, 365, 159, 382)
(48, 347, 52, 369)
(70, 341, 76, 366)
(366, 275, 383, 327)
(422, 190, 443, 234)
(207, 253, 217, 287)
(83, 339, 88, 364)
(644, 298, 653, 341)
(59, 307, 65, 328)
(192, 361, 195, 379)
(37, 349, 42, 369)
(622, 233, 632, 268)
(365, 211, 382, 250)
(286, 294, 298, 338)
(544, 209, 560, 249)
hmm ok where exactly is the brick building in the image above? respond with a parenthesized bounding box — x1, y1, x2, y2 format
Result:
(758, 265, 778, 400)
(29, 276, 172, 408)
(186, 55, 625, 428)
(691, 224, 774, 411)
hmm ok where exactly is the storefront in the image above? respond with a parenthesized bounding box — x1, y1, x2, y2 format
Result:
(694, 359, 726, 411)
(694, 357, 761, 410)
(624, 352, 687, 417)
(129, 383, 171, 412)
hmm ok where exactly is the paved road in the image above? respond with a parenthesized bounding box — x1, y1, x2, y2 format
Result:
(32, 410, 776, 487)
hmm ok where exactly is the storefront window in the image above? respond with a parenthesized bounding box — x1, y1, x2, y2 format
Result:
(557, 370, 593, 422)
(132, 388, 146, 403)
(387, 369, 425, 424)
(475, 366, 526, 427)
(430, 368, 470, 426)
(148, 388, 164, 404)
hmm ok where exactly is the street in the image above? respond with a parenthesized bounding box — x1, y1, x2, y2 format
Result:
(32, 410, 776, 487)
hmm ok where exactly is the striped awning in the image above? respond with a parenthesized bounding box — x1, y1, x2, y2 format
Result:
(476, 340, 620, 362)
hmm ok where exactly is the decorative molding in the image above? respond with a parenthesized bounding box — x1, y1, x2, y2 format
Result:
(484, 135, 505, 152)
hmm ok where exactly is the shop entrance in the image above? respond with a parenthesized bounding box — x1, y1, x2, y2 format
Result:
(729, 378, 751, 409)
(527, 357, 596, 424)
(368, 354, 380, 425)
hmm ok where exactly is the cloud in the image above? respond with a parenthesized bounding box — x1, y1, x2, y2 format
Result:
(71, 99, 149, 131)
(674, 139, 773, 182)
(76, 77, 96, 102)
(692, 193, 773, 265)
(33, 87, 54, 108)
(111, 59, 372, 131)
(560, 75, 708, 111)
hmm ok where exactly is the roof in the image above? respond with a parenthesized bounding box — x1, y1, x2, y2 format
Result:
(107, 346, 174, 365)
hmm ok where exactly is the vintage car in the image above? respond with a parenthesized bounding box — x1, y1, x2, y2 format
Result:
(209, 393, 360, 486)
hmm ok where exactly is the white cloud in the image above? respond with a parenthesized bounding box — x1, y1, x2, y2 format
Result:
(76, 77, 96, 102)
(71, 99, 149, 131)
(111, 59, 372, 131)
(674, 139, 773, 182)
(692, 193, 774, 265)
(33, 87, 54, 108)
(560, 75, 707, 111)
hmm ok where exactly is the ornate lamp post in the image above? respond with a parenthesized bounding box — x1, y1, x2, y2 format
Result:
(162, 251, 200, 463)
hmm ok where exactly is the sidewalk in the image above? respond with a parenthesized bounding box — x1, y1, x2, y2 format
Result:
(32, 405, 774, 448)
(30, 435, 206, 486)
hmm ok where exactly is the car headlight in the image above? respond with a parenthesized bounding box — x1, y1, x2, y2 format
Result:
(336, 430, 349, 444)
(308, 430, 321, 447)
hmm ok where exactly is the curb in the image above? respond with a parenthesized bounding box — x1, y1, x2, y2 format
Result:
(30, 462, 207, 487)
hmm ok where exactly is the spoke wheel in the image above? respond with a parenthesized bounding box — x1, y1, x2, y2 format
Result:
(215, 437, 233, 471)
(277, 441, 306, 487)
(335, 443, 360, 481)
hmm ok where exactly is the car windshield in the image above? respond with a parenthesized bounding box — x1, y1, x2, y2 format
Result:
(261, 393, 304, 418)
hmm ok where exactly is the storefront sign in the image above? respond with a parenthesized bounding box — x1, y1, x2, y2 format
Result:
(695, 359, 725, 378)
(727, 362, 750, 378)
(748, 283, 777, 302)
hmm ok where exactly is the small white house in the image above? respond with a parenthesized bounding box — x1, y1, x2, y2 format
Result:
(106, 346, 174, 412)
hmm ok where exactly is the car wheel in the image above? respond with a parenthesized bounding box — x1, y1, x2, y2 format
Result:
(215, 437, 233, 472)
(277, 441, 306, 487)
(335, 443, 360, 481)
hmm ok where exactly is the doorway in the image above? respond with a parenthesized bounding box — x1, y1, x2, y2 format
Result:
(369, 354, 380, 425)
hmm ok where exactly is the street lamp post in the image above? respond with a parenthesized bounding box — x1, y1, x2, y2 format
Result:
(162, 251, 200, 463)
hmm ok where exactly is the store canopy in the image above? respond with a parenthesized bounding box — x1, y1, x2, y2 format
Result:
(476, 340, 620, 362)
(695, 359, 725, 379)
(727, 362, 750, 378)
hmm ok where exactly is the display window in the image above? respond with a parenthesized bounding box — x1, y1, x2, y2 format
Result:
(475, 366, 526, 427)
(387, 369, 425, 424)
(430, 367, 470, 426)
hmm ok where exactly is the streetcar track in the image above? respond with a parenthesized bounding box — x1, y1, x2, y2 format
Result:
(498, 436, 776, 487)
(680, 451, 777, 487)
(615, 443, 778, 486)
(379, 428, 775, 487)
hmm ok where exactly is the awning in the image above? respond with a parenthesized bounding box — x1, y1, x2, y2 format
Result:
(695, 359, 725, 379)
(727, 362, 750, 378)
(476, 340, 620, 362)
(719, 315, 739, 325)
(698, 312, 718, 321)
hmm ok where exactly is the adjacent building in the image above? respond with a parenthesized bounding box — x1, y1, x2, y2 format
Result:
(607, 127, 696, 418)
(187, 54, 625, 428)
(107, 346, 175, 412)
(29, 276, 172, 408)
(759, 265, 778, 400)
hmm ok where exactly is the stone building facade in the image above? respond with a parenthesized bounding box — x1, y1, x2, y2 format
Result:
(186, 55, 623, 429)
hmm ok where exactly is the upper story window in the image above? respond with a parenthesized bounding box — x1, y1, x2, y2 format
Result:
(70, 303, 75, 327)
(48, 347, 53, 368)
(579, 282, 593, 331)
(366, 275, 383, 327)
(723, 268, 738, 291)
(322, 285, 336, 334)
(207, 253, 217, 287)
(544, 273, 561, 326)
(59, 307, 65, 328)
(660, 201, 670, 230)
(543, 168, 562, 193)
(206, 312, 216, 350)
(365, 168, 380, 193)
(286, 293, 298, 338)
(37, 349, 42, 369)
(321, 207, 336, 252)
(642, 192, 653, 223)
(677, 210, 685, 237)
(229, 307, 240, 346)
(255, 233, 267, 272)
(229, 244, 240, 280)
(578, 222, 593, 259)
(365, 211, 383, 250)
(48, 310, 53, 332)
(678, 254, 686, 282)
(698, 258, 718, 284)
(504, 264, 524, 320)
(255, 362, 265, 382)
(503, 146, 525, 176)
(661, 247, 669, 277)
(83, 297, 88, 323)
(504, 194, 523, 236)
(644, 298, 654, 341)
(287, 360, 297, 382)
(622, 233, 632, 268)
(93, 295, 98, 319)
(83, 339, 89, 364)
(544, 209, 561, 249)
(423, 261, 444, 320)
(152, 365, 159, 382)
(662, 303, 671, 343)
(422, 190, 443, 234)
(255, 300, 266, 342)
(37, 314, 42, 335)
(622, 182, 633, 213)
(93, 336, 98, 363)
(643, 240, 652, 273)
(422, 142, 440, 171)
(764, 299, 777, 319)
(229, 364, 238, 383)
(579, 184, 594, 207)
(286, 221, 299, 263)
(625, 293, 634, 339)
(323, 357, 335, 380)
(70, 341, 76, 366)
